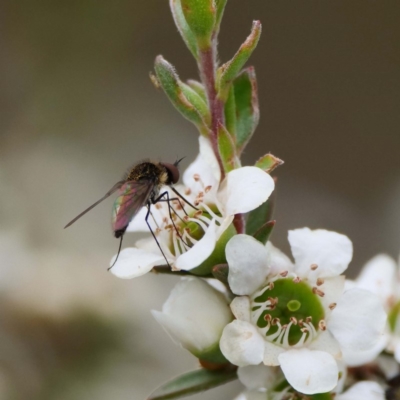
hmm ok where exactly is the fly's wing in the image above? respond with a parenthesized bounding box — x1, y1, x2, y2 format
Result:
(64, 181, 125, 229)
(112, 180, 154, 234)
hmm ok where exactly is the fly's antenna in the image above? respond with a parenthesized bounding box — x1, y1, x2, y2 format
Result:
(108, 235, 124, 271)
(174, 156, 186, 167)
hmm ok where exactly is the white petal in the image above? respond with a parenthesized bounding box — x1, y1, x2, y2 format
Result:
(356, 254, 397, 302)
(263, 341, 285, 366)
(199, 136, 221, 183)
(394, 342, 400, 364)
(309, 330, 342, 359)
(220, 320, 264, 366)
(336, 381, 385, 400)
(278, 349, 338, 395)
(109, 247, 165, 279)
(175, 219, 217, 271)
(152, 278, 232, 352)
(126, 206, 149, 232)
(230, 296, 251, 322)
(319, 276, 345, 317)
(226, 235, 270, 295)
(342, 332, 388, 366)
(218, 167, 275, 216)
(233, 391, 267, 400)
(183, 151, 218, 192)
(329, 288, 387, 352)
(288, 228, 353, 279)
(376, 354, 400, 380)
(238, 365, 282, 390)
(266, 242, 294, 275)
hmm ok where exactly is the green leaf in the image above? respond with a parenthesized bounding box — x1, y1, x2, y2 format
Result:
(224, 86, 237, 138)
(246, 191, 275, 244)
(170, 0, 199, 59)
(148, 368, 237, 400)
(214, 0, 227, 33)
(255, 153, 284, 173)
(154, 56, 210, 135)
(253, 220, 275, 244)
(180, 0, 216, 49)
(217, 122, 240, 173)
(186, 79, 207, 103)
(217, 20, 261, 101)
(232, 67, 259, 153)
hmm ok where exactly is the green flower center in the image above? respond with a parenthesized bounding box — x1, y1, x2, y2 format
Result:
(388, 301, 400, 333)
(251, 278, 325, 347)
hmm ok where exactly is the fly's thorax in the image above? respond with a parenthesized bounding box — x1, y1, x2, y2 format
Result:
(126, 162, 170, 186)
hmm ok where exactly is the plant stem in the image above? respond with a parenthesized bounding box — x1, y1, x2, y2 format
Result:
(198, 42, 225, 180)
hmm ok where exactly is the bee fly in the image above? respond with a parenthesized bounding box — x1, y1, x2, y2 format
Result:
(64, 159, 195, 269)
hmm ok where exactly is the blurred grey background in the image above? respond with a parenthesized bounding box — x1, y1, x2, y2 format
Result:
(0, 0, 399, 399)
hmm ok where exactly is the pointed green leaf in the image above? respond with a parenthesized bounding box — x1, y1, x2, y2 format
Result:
(148, 368, 237, 400)
(246, 190, 275, 244)
(170, 0, 198, 59)
(217, 20, 261, 101)
(181, 0, 216, 49)
(232, 67, 259, 152)
(255, 153, 284, 173)
(155, 56, 210, 135)
(186, 79, 207, 103)
(224, 86, 237, 138)
(214, 0, 227, 33)
(253, 220, 275, 244)
(217, 122, 240, 172)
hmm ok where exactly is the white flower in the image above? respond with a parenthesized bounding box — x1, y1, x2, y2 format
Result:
(110, 136, 274, 278)
(152, 277, 233, 361)
(352, 254, 400, 362)
(336, 381, 385, 400)
(220, 229, 387, 395)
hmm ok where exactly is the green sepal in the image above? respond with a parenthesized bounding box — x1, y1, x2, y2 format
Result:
(224, 86, 237, 138)
(212, 263, 229, 286)
(253, 220, 275, 244)
(180, 0, 216, 50)
(186, 79, 207, 103)
(154, 56, 210, 135)
(217, 122, 240, 173)
(217, 20, 261, 101)
(148, 368, 237, 400)
(193, 342, 228, 364)
(189, 223, 236, 276)
(169, 0, 199, 60)
(233, 67, 259, 153)
(255, 153, 284, 173)
(246, 192, 275, 244)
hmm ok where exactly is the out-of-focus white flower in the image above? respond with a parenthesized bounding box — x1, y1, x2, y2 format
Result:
(336, 381, 385, 400)
(151, 277, 233, 362)
(351, 254, 400, 362)
(220, 229, 387, 395)
(110, 136, 274, 278)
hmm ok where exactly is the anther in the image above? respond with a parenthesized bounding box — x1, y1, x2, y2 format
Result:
(268, 282, 274, 290)
(329, 303, 337, 310)
(310, 263, 318, 270)
(194, 210, 203, 218)
(185, 188, 191, 195)
(205, 185, 212, 193)
(312, 287, 325, 297)
(185, 227, 191, 233)
(183, 216, 190, 222)
(268, 297, 277, 306)
(282, 324, 288, 329)
(162, 217, 169, 224)
(290, 317, 298, 325)
(198, 191, 204, 198)
(318, 320, 327, 331)
(155, 228, 162, 234)
(280, 271, 288, 277)
(193, 174, 200, 181)
(293, 276, 301, 283)
(298, 319, 304, 327)
(301, 328, 309, 333)
(155, 203, 162, 209)
(305, 316, 312, 323)
(271, 318, 280, 326)
(264, 314, 272, 322)
(316, 278, 324, 286)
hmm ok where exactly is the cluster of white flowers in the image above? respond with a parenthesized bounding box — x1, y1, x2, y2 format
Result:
(110, 141, 397, 399)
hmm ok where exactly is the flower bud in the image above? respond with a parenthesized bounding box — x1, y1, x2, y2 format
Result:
(152, 278, 233, 363)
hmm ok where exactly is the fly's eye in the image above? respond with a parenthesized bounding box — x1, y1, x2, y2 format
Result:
(161, 162, 180, 184)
